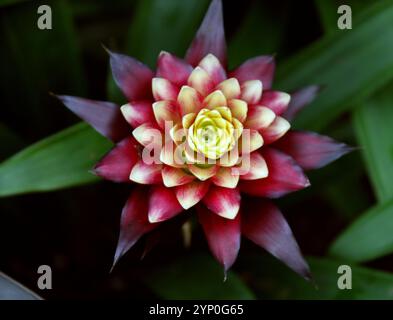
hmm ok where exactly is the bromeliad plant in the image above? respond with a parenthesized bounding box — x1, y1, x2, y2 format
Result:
(58, 0, 351, 278)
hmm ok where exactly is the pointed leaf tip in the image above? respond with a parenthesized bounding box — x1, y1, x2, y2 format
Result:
(101, 43, 111, 55)
(109, 50, 154, 101)
(223, 269, 228, 282)
(112, 187, 158, 268)
(274, 131, 354, 170)
(242, 199, 311, 279)
(185, 0, 226, 67)
(283, 85, 322, 121)
(57, 95, 130, 142)
(198, 205, 241, 272)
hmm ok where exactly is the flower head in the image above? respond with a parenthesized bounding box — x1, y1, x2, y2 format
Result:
(58, 0, 352, 278)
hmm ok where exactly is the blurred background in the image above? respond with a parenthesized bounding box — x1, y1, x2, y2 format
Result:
(1, 0, 393, 299)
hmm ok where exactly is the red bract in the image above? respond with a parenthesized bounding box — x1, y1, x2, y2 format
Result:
(58, 0, 352, 278)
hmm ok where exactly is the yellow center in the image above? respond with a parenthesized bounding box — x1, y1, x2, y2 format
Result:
(187, 106, 243, 160)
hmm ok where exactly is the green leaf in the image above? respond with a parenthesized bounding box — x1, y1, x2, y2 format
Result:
(312, 0, 373, 218)
(107, 0, 209, 102)
(338, 85, 393, 260)
(314, 0, 340, 34)
(239, 254, 393, 299)
(316, 0, 393, 260)
(0, 0, 86, 135)
(329, 68, 393, 264)
(322, 160, 370, 220)
(329, 198, 393, 262)
(145, 253, 255, 299)
(0, 123, 111, 197)
(276, 0, 393, 131)
(228, 1, 286, 69)
(340, 0, 393, 202)
(0, 272, 42, 300)
(353, 85, 393, 202)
